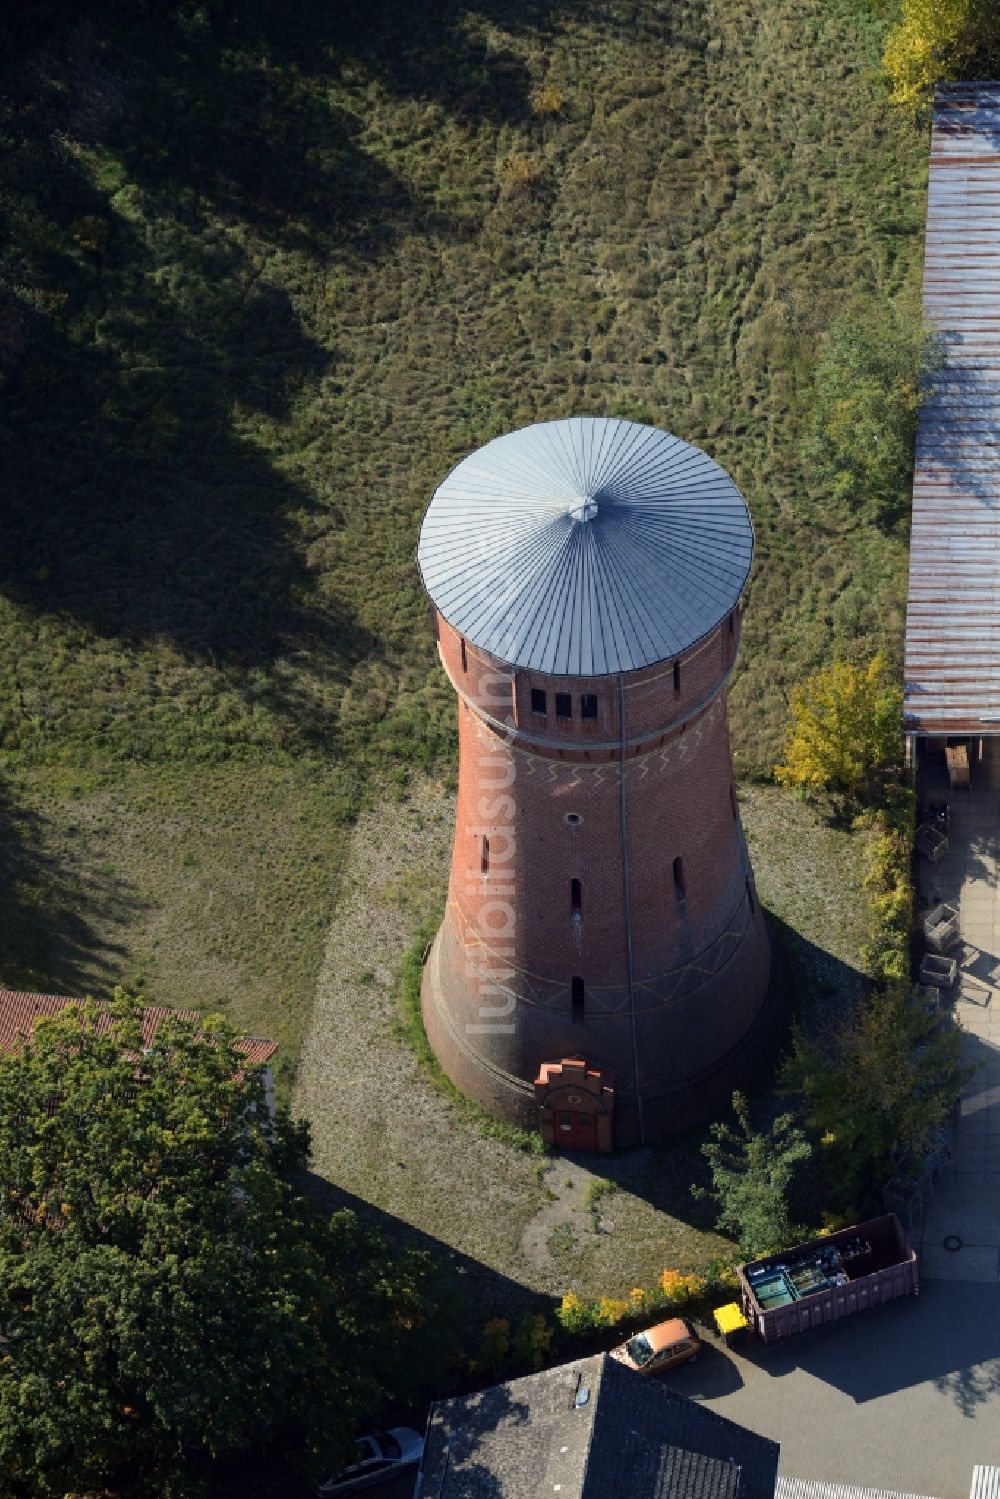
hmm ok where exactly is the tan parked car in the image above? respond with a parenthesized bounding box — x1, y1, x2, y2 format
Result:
(609, 1316, 701, 1375)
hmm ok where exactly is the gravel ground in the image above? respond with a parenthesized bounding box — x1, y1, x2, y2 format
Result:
(293, 776, 733, 1318)
(294, 779, 866, 1319)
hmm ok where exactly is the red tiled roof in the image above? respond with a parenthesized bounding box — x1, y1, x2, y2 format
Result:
(0, 990, 277, 1068)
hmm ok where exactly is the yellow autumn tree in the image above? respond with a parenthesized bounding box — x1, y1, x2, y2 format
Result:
(885, 0, 1000, 107)
(775, 656, 901, 800)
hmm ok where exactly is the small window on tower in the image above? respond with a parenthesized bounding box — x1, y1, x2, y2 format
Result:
(556, 692, 572, 719)
(571, 976, 585, 1023)
(580, 693, 598, 720)
(673, 856, 686, 904)
(746, 876, 756, 915)
(571, 879, 582, 919)
(460, 637, 468, 672)
(730, 784, 738, 822)
(531, 688, 547, 715)
(673, 661, 681, 696)
(481, 836, 490, 874)
(728, 611, 736, 637)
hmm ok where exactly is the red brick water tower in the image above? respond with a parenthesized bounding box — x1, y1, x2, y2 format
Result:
(416, 417, 772, 1149)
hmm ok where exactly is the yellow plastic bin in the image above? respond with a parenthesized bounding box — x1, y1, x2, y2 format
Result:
(713, 1302, 750, 1347)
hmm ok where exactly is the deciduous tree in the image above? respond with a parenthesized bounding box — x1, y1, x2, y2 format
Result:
(781, 987, 970, 1209)
(885, 0, 1000, 107)
(807, 304, 934, 524)
(694, 1092, 812, 1260)
(0, 994, 425, 1498)
(775, 655, 901, 801)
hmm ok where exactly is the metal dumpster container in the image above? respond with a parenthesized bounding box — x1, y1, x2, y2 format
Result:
(737, 1213, 918, 1344)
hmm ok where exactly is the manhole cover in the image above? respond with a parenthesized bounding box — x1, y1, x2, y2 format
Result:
(943, 1233, 963, 1252)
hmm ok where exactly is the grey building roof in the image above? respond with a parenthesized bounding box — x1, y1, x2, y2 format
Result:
(417, 418, 753, 678)
(775, 1483, 942, 1499)
(417, 1353, 779, 1499)
(904, 82, 1000, 734)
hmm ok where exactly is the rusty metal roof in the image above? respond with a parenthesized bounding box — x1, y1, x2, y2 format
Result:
(905, 82, 1000, 735)
(417, 417, 753, 678)
(0, 990, 278, 1068)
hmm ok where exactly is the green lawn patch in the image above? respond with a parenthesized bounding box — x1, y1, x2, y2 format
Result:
(0, 0, 925, 1088)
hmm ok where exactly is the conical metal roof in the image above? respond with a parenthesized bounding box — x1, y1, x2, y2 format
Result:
(417, 416, 754, 678)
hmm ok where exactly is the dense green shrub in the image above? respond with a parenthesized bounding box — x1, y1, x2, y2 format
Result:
(693, 1092, 812, 1259)
(807, 303, 937, 525)
(782, 984, 970, 1210)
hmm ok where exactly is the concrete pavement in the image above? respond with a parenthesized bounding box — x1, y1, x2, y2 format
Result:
(687, 743, 1000, 1495)
(916, 742, 1000, 1285)
(681, 1278, 1000, 1498)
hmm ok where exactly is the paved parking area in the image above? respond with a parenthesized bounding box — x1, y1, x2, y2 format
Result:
(684, 743, 1000, 1497)
(916, 741, 1000, 1284)
(683, 1278, 1000, 1499)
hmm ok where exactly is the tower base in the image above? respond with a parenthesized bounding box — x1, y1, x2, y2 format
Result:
(420, 911, 785, 1150)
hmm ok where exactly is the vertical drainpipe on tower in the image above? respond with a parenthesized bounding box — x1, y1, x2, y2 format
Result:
(618, 672, 645, 1146)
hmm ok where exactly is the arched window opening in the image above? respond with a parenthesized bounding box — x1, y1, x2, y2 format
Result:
(571, 878, 582, 921)
(571, 977, 585, 1023)
(481, 835, 490, 875)
(673, 856, 686, 904)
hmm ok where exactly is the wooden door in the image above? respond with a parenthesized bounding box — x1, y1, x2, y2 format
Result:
(555, 1110, 598, 1151)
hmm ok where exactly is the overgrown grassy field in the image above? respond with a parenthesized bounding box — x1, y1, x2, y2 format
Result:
(1, 0, 926, 1075)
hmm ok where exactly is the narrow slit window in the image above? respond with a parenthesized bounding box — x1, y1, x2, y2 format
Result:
(571, 976, 585, 1023)
(580, 693, 598, 720)
(556, 692, 572, 719)
(531, 688, 547, 715)
(571, 879, 582, 919)
(728, 611, 736, 637)
(460, 637, 468, 672)
(746, 876, 755, 914)
(673, 661, 681, 696)
(673, 856, 686, 903)
(481, 835, 489, 875)
(730, 784, 738, 822)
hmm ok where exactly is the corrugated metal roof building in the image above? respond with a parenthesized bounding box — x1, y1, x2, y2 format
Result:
(905, 81, 1000, 737)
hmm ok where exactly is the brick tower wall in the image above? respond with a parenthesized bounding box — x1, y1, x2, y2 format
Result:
(421, 611, 773, 1147)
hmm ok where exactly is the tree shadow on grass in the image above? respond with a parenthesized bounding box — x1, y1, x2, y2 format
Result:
(0, 779, 146, 998)
(1, 141, 381, 753)
(1, 288, 376, 752)
(324, 0, 708, 122)
(1, 16, 415, 754)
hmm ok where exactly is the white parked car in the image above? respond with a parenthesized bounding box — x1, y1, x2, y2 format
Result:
(317, 1427, 424, 1495)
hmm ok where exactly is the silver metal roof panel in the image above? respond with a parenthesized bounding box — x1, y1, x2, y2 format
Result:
(417, 417, 753, 678)
(972, 1468, 1000, 1499)
(775, 1482, 939, 1499)
(905, 82, 1000, 734)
